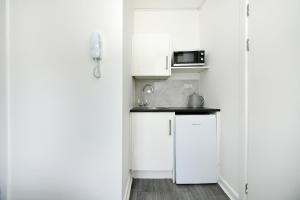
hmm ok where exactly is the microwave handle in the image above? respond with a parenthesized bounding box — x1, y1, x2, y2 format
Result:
(166, 56, 169, 70)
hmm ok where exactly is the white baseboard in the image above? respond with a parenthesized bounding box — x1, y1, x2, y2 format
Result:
(123, 176, 133, 200)
(132, 170, 173, 179)
(218, 176, 239, 200)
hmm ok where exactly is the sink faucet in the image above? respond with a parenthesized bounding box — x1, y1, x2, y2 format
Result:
(139, 84, 154, 106)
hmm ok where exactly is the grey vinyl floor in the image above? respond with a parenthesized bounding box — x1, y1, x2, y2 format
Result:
(129, 179, 230, 200)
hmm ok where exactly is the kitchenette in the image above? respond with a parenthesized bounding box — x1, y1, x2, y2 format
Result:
(129, 6, 221, 186)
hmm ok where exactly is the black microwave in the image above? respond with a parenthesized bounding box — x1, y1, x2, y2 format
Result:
(172, 50, 205, 67)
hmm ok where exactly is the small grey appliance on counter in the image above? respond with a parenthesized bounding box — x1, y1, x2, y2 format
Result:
(187, 92, 204, 108)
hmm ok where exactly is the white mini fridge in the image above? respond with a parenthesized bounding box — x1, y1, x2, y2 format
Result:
(175, 115, 217, 184)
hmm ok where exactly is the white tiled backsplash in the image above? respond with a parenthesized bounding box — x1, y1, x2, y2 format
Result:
(135, 79, 200, 107)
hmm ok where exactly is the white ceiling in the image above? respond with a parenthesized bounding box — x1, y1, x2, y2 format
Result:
(134, 0, 206, 9)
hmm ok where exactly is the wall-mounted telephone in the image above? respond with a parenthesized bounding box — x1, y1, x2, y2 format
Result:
(90, 32, 102, 79)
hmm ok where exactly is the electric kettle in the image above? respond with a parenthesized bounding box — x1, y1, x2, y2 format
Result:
(187, 92, 204, 108)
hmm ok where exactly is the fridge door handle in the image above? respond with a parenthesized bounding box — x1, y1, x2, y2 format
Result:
(192, 123, 201, 126)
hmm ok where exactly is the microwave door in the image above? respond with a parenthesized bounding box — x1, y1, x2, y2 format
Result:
(175, 52, 195, 64)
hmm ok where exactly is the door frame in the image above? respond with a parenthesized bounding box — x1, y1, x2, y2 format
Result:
(238, 0, 249, 199)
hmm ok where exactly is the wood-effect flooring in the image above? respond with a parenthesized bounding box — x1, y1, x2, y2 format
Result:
(129, 179, 230, 200)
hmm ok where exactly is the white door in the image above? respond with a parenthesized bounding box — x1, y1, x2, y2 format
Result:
(131, 112, 174, 171)
(132, 34, 171, 77)
(175, 115, 217, 184)
(248, 1, 300, 199)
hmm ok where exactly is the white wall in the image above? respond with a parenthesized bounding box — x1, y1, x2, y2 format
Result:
(134, 9, 201, 51)
(199, 0, 244, 199)
(248, 0, 300, 199)
(9, 0, 124, 199)
(0, 0, 7, 199)
(134, 0, 206, 9)
(122, 0, 134, 198)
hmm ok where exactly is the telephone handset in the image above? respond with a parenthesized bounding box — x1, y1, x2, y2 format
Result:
(90, 32, 102, 78)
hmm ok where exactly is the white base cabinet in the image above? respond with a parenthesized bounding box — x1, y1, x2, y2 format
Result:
(131, 112, 174, 176)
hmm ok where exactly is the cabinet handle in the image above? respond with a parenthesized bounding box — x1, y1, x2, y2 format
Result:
(169, 120, 172, 136)
(166, 56, 169, 70)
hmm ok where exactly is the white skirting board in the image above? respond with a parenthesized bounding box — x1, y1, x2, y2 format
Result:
(218, 176, 239, 200)
(132, 170, 173, 179)
(123, 176, 133, 200)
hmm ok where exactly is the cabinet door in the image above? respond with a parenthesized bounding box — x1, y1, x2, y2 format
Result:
(131, 112, 174, 171)
(132, 34, 171, 77)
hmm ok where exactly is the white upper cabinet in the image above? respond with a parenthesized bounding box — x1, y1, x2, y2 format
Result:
(132, 34, 171, 78)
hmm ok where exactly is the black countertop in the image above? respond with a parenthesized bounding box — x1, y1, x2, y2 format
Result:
(130, 107, 220, 114)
